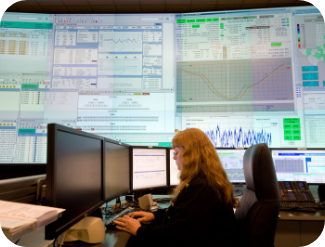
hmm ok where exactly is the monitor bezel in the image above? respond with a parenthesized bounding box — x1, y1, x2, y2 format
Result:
(130, 146, 168, 192)
(103, 138, 131, 202)
(45, 123, 105, 240)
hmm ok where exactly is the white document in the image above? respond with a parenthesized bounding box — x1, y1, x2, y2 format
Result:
(0, 218, 34, 232)
(0, 200, 65, 232)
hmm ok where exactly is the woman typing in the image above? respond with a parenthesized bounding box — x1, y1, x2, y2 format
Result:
(114, 128, 239, 247)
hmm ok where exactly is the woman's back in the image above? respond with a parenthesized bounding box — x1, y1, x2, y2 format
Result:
(136, 175, 237, 247)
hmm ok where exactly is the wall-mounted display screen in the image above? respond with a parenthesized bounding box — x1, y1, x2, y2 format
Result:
(0, 6, 324, 163)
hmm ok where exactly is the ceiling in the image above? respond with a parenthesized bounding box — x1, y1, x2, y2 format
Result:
(5, 0, 312, 14)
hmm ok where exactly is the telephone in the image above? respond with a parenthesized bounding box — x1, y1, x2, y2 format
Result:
(278, 181, 316, 208)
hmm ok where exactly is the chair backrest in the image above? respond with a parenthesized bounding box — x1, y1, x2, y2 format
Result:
(235, 143, 280, 247)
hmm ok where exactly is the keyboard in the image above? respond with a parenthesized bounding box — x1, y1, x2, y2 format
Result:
(280, 201, 325, 210)
(105, 208, 134, 229)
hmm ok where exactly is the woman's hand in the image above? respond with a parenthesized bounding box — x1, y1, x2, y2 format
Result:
(114, 215, 141, 235)
(128, 211, 155, 222)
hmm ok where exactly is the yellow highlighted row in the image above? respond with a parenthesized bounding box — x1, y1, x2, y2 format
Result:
(1, 85, 16, 88)
(0, 123, 14, 126)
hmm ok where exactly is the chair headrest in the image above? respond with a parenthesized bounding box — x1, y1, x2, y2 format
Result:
(243, 143, 280, 201)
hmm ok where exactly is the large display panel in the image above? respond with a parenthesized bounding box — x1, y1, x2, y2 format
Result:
(45, 124, 104, 240)
(1, 6, 325, 163)
(104, 139, 130, 201)
(51, 14, 176, 147)
(131, 147, 167, 190)
(293, 7, 325, 148)
(271, 149, 325, 184)
(176, 6, 324, 150)
(175, 7, 302, 149)
(216, 148, 246, 183)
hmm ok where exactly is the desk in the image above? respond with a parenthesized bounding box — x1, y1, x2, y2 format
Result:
(16, 201, 325, 247)
(59, 210, 325, 247)
(72, 202, 325, 247)
(275, 211, 325, 247)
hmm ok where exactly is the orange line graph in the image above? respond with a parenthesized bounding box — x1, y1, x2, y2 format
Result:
(177, 64, 286, 100)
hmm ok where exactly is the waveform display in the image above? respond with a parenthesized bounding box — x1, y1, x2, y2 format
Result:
(99, 32, 142, 52)
(225, 169, 245, 182)
(178, 64, 285, 100)
(205, 125, 272, 148)
(177, 58, 294, 102)
(274, 159, 304, 173)
(103, 38, 138, 44)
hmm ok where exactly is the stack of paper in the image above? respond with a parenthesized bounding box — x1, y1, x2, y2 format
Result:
(0, 200, 65, 241)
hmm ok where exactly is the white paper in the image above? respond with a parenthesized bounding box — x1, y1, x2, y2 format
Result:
(0, 200, 66, 232)
(0, 200, 65, 222)
(0, 218, 34, 231)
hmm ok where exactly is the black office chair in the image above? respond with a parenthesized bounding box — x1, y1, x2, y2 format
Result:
(235, 143, 280, 247)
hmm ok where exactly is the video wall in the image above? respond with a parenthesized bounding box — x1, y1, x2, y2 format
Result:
(0, 6, 324, 163)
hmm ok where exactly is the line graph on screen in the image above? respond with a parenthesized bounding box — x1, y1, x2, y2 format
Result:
(184, 117, 280, 148)
(99, 32, 142, 52)
(177, 58, 294, 102)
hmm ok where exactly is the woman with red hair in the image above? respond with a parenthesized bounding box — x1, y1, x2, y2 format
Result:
(115, 128, 239, 247)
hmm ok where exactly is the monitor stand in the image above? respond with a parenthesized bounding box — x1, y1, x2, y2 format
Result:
(64, 216, 105, 244)
(233, 183, 244, 197)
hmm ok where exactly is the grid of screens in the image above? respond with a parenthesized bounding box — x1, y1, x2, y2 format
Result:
(132, 147, 167, 190)
(45, 124, 104, 239)
(0, 6, 325, 164)
(217, 149, 246, 183)
(271, 149, 325, 184)
(104, 140, 130, 201)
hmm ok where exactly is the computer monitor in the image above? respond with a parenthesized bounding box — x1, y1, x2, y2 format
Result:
(104, 139, 131, 202)
(168, 148, 246, 185)
(131, 147, 167, 191)
(216, 148, 246, 184)
(45, 123, 104, 240)
(271, 149, 325, 184)
(169, 148, 180, 186)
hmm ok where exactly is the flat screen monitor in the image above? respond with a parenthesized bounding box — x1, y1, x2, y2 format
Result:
(169, 148, 180, 186)
(104, 139, 130, 201)
(216, 148, 246, 183)
(131, 147, 167, 190)
(45, 124, 104, 240)
(271, 149, 325, 184)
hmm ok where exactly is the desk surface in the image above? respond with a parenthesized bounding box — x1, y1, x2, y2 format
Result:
(279, 210, 325, 221)
(59, 209, 325, 247)
(15, 197, 325, 247)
